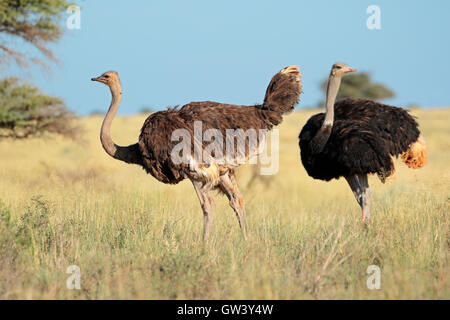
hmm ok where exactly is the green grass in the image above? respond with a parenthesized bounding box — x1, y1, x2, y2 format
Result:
(0, 108, 448, 299)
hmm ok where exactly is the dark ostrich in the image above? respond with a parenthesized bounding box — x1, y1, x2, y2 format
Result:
(299, 63, 426, 221)
(92, 66, 302, 240)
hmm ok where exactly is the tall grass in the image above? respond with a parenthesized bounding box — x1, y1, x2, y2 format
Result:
(0, 109, 448, 299)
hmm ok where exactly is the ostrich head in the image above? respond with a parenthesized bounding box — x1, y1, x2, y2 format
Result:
(91, 71, 121, 88)
(330, 63, 356, 77)
(321, 63, 356, 127)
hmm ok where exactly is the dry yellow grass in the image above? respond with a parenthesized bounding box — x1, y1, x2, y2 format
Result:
(0, 108, 448, 299)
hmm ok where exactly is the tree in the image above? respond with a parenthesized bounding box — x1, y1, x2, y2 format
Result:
(0, 0, 71, 68)
(140, 106, 154, 114)
(0, 1, 80, 140)
(318, 72, 395, 107)
(0, 77, 78, 139)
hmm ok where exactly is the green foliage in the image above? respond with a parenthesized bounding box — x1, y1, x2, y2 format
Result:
(0, 197, 54, 270)
(0, 200, 10, 223)
(0, 77, 78, 139)
(15, 196, 54, 250)
(319, 72, 395, 107)
(0, 110, 448, 299)
(140, 106, 154, 114)
(0, 200, 16, 269)
(0, 0, 73, 67)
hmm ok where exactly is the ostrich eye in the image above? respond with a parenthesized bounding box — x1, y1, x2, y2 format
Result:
(104, 75, 110, 78)
(335, 66, 342, 69)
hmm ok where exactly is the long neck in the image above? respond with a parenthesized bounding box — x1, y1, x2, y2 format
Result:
(309, 74, 341, 154)
(100, 84, 122, 158)
(100, 84, 142, 165)
(322, 74, 341, 127)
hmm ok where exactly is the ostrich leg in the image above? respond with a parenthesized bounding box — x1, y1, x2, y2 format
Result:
(345, 174, 371, 222)
(219, 171, 248, 240)
(191, 180, 216, 241)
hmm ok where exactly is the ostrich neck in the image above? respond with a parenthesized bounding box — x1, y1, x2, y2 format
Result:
(100, 84, 123, 159)
(308, 74, 342, 154)
(322, 75, 341, 127)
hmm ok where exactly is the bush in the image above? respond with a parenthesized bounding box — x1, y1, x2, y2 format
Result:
(140, 106, 153, 114)
(0, 77, 79, 139)
(15, 196, 54, 250)
(318, 72, 395, 107)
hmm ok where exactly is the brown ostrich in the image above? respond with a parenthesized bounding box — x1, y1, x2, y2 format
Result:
(299, 63, 426, 222)
(92, 66, 302, 240)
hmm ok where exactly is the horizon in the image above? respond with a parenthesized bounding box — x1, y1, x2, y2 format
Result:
(5, 0, 450, 115)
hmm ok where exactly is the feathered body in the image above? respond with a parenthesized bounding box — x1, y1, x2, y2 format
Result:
(297, 62, 426, 222)
(299, 98, 424, 182)
(139, 66, 302, 185)
(92, 66, 301, 240)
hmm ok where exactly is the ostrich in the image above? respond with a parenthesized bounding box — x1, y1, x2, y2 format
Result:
(299, 63, 426, 221)
(92, 66, 302, 240)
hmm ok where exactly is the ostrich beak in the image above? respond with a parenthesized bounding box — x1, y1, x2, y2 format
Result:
(91, 76, 101, 82)
(345, 68, 357, 73)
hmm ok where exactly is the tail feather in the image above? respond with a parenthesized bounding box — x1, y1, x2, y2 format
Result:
(263, 65, 302, 114)
(401, 135, 427, 169)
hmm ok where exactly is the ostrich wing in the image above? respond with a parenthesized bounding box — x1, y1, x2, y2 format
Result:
(138, 102, 278, 184)
(139, 108, 189, 184)
(334, 98, 421, 156)
(329, 121, 395, 182)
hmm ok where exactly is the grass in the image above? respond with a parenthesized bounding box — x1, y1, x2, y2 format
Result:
(0, 108, 448, 299)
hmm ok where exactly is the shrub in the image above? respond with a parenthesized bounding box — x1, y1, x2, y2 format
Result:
(0, 77, 79, 139)
(317, 72, 395, 107)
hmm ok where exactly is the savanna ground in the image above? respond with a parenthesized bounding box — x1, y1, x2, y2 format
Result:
(0, 108, 448, 299)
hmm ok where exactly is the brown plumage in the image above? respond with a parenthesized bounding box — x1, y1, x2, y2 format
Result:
(92, 66, 302, 240)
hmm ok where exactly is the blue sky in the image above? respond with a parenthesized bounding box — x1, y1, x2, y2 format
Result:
(7, 0, 450, 114)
